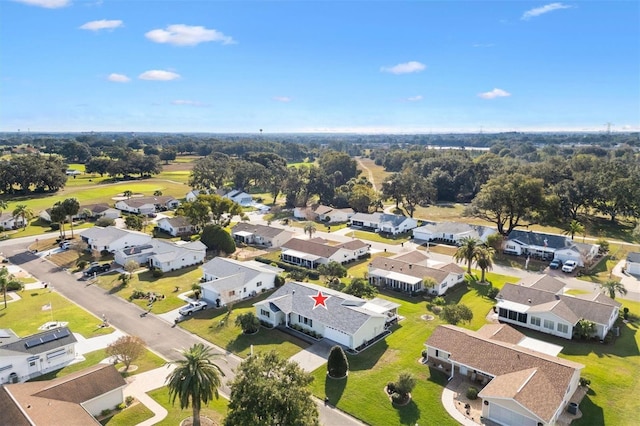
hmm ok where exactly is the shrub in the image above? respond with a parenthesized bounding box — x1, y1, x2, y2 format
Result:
(386, 382, 396, 394)
(466, 387, 478, 400)
(391, 392, 404, 404)
(235, 312, 260, 334)
(579, 377, 591, 387)
(440, 304, 474, 325)
(100, 409, 111, 417)
(431, 305, 443, 315)
(130, 289, 146, 300)
(432, 296, 447, 306)
(96, 217, 116, 227)
(274, 275, 285, 288)
(395, 372, 416, 397)
(596, 238, 609, 254)
(327, 346, 349, 378)
(6, 281, 22, 291)
(125, 396, 134, 406)
(421, 349, 428, 359)
(486, 286, 500, 299)
(152, 268, 164, 278)
(116, 403, 126, 410)
(77, 260, 88, 270)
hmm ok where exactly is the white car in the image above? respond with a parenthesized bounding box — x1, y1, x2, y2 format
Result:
(561, 260, 578, 273)
(178, 301, 208, 316)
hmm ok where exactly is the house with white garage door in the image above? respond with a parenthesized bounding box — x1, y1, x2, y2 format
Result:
(626, 252, 640, 275)
(255, 281, 400, 351)
(280, 238, 370, 269)
(426, 324, 584, 426)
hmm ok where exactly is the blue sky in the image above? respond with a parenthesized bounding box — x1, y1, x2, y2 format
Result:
(1, 0, 638, 133)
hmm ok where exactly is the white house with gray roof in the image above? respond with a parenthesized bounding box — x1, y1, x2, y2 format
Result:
(254, 281, 400, 350)
(0, 327, 77, 384)
(412, 221, 497, 245)
(0, 213, 24, 230)
(114, 239, 206, 272)
(200, 257, 283, 308)
(156, 216, 195, 237)
(231, 222, 293, 248)
(495, 274, 621, 340)
(349, 212, 417, 235)
(426, 324, 584, 426)
(505, 230, 599, 267)
(80, 226, 152, 254)
(368, 251, 465, 296)
(625, 252, 640, 275)
(115, 196, 179, 215)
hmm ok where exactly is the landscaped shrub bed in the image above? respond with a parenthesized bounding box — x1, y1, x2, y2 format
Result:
(254, 256, 320, 280)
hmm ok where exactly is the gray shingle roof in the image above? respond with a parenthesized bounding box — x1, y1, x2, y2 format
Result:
(507, 230, 570, 249)
(0, 327, 76, 356)
(627, 252, 640, 263)
(258, 281, 384, 335)
(232, 222, 291, 239)
(201, 257, 275, 281)
(350, 212, 411, 227)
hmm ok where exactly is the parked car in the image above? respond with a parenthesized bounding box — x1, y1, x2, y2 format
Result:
(84, 263, 111, 276)
(59, 241, 71, 250)
(178, 301, 208, 316)
(549, 259, 561, 269)
(561, 260, 578, 273)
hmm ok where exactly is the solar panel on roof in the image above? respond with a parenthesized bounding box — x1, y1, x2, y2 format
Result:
(41, 334, 56, 343)
(54, 328, 70, 338)
(25, 338, 42, 349)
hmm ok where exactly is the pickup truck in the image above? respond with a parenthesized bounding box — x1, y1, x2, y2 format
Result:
(84, 263, 111, 276)
(561, 260, 578, 273)
(178, 301, 208, 316)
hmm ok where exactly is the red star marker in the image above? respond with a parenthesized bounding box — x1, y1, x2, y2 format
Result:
(310, 290, 330, 309)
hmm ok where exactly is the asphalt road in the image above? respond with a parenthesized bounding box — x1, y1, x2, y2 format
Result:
(0, 238, 365, 426)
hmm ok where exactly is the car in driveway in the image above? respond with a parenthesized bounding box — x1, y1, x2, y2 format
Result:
(549, 259, 561, 269)
(178, 301, 207, 316)
(84, 263, 111, 276)
(561, 260, 578, 273)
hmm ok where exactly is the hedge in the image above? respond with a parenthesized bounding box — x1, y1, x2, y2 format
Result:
(254, 257, 320, 280)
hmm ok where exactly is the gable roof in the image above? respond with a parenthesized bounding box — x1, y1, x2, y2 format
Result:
(391, 250, 431, 266)
(0, 386, 30, 426)
(426, 325, 583, 423)
(281, 238, 367, 259)
(2, 364, 125, 426)
(369, 256, 462, 284)
(627, 252, 640, 263)
(119, 196, 176, 208)
(159, 216, 193, 228)
(350, 212, 412, 227)
(414, 221, 496, 238)
(507, 230, 570, 250)
(517, 274, 566, 294)
(232, 222, 291, 239)
(256, 281, 385, 335)
(81, 226, 150, 247)
(475, 323, 525, 345)
(202, 257, 280, 282)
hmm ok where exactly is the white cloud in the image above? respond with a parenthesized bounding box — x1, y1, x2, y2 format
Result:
(381, 61, 426, 75)
(273, 96, 292, 103)
(138, 70, 181, 81)
(13, 0, 70, 8)
(478, 88, 511, 99)
(80, 19, 123, 31)
(406, 95, 423, 102)
(145, 24, 235, 46)
(107, 73, 130, 83)
(171, 100, 206, 106)
(522, 3, 572, 20)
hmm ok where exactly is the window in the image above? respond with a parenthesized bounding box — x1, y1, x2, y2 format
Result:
(517, 313, 528, 323)
(531, 316, 541, 326)
(260, 309, 270, 318)
(229, 290, 235, 296)
(557, 323, 569, 334)
(543, 319, 554, 330)
(29, 361, 36, 367)
(508, 310, 518, 321)
(498, 308, 508, 318)
(243, 287, 246, 293)
(257, 281, 262, 287)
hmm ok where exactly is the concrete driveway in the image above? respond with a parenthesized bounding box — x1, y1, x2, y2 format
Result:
(289, 339, 334, 372)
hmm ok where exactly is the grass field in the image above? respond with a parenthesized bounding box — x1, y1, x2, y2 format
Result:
(101, 402, 154, 426)
(149, 386, 229, 426)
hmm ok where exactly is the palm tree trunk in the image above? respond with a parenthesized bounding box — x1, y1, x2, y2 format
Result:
(481, 268, 486, 283)
(467, 259, 472, 274)
(69, 215, 75, 238)
(192, 403, 201, 426)
(3, 286, 7, 309)
(22, 214, 27, 229)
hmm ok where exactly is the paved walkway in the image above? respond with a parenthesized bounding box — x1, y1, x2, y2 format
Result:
(441, 377, 481, 426)
(124, 364, 176, 426)
(289, 339, 333, 372)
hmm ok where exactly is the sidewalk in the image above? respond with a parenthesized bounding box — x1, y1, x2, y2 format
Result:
(124, 365, 176, 426)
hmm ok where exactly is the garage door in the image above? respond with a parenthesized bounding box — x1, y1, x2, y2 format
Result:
(324, 326, 351, 347)
(489, 404, 537, 426)
(628, 262, 640, 275)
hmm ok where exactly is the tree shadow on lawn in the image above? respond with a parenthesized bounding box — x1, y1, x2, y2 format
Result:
(225, 328, 308, 355)
(347, 339, 389, 371)
(395, 400, 421, 426)
(324, 374, 347, 406)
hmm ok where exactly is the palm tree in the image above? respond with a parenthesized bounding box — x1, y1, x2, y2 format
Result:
(12, 204, 34, 230)
(474, 245, 495, 283)
(304, 222, 317, 239)
(0, 200, 8, 236)
(565, 219, 585, 241)
(50, 202, 67, 238)
(453, 237, 479, 274)
(123, 190, 133, 199)
(600, 280, 627, 300)
(166, 343, 225, 426)
(1, 266, 22, 309)
(153, 190, 163, 196)
(62, 198, 80, 238)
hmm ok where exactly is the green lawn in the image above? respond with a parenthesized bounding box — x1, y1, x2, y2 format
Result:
(101, 402, 154, 426)
(95, 266, 204, 314)
(179, 291, 310, 359)
(31, 347, 165, 381)
(350, 230, 411, 245)
(0, 288, 113, 338)
(149, 386, 229, 426)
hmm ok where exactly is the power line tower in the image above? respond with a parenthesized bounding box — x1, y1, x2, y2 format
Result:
(604, 122, 614, 135)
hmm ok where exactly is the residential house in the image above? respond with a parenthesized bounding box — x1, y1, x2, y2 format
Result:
(425, 324, 584, 426)
(40, 204, 120, 223)
(115, 196, 179, 215)
(231, 222, 293, 248)
(625, 252, 640, 275)
(255, 281, 400, 351)
(223, 190, 253, 206)
(280, 238, 370, 269)
(504, 230, 599, 267)
(293, 205, 355, 223)
(0, 363, 126, 426)
(0, 213, 24, 230)
(185, 189, 211, 202)
(200, 257, 283, 307)
(495, 274, 621, 340)
(349, 212, 417, 235)
(412, 221, 497, 245)
(368, 251, 464, 296)
(156, 216, 195, 237)
(114, 239, 207, 273)
(0, 327, 77, 384)
(80, 226, 152, 254)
